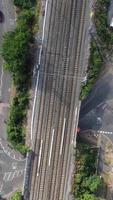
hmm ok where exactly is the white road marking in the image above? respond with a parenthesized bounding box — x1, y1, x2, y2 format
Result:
(3, 170, 25, 182)
(0, 183, 3, 193)
(30, 0, 49, 142)
(98, 130, 113, 134)
(3, 172, 9, 181)
(0, 150, 4, 153)
(12, 162, 17, 169)
(7, 172, 13, 181)
(48, 129, 55, 166)
(60, 118, 66, 155)
(11, 171, 16, 180)
(37, 140, 43, 176)
(3, 172, 11, 182)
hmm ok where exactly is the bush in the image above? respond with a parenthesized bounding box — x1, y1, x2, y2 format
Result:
(13, 0, 36, 9)
(80, 192, 97, 200)
(72, 143, 102, 200)
(2, 27, 32, 74)
(17, 9, 35, 29)
(11, 191, 22, 200)
(94, 0, 112, 49)
(80, 42, 103, 100)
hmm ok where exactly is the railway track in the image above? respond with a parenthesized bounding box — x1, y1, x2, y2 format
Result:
(28, 0, 90, 199)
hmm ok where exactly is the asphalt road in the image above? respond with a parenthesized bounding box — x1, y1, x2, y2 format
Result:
(29, 0, 90, 199)
(79, 62, 113, 142)
(0, 148, 25, 198)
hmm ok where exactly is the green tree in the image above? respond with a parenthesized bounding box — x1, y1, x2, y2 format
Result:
(1, 30, 31, 73)
(17, 9, 35, 29)
(85, 175, 102, 193)
(11, 191, 22, 200)
(13, 0, 36, 9)
(80, 192, 97, 200)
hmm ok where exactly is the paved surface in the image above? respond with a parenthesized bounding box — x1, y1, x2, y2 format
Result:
(0, 137, 26, 198)
(0, 139, 25, 198)
(79, 63, 113, 142)
(29, 0, 91, 200)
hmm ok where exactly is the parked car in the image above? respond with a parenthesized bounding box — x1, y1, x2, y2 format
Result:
(0, 11, 4, 23)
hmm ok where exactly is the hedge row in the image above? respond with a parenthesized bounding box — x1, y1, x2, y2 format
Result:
(80, 42, 102, 100)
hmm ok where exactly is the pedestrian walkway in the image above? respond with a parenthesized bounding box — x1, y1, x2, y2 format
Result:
(3, 169, 25, 182)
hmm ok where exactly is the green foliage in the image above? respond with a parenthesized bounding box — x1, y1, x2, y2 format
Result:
(72, 143, 102, 200)
(80, 0, 113, 100)
(17, 9, 35, 30)
(2, 30, 31, 73)
(13, 0, 36, 9)
(11, 191, 22, 200)
(15, 143, 30, 154)
(94, 0, 113, 49)
(7, 91, 29, 153)
(80, 192, 97, 200)
(85, 175, 101, 193)
(80, 42, 103, 100)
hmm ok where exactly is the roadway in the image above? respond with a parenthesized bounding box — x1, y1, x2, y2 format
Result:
(79, 67, 113, 142)
(29, 0, 90, 199)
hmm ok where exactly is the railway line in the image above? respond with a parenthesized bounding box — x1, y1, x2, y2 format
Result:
(28, 0, 90, 199)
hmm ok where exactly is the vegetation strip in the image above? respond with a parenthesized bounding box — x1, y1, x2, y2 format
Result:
(80, 41, 103, 100)
(72, 142, 103, 200)
(1, 0, 37, 154)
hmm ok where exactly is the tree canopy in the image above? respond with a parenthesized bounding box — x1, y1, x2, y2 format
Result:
(11, 191, 22, 200)
(72, 143, 102, 200)
(13, 0, 36, 9)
